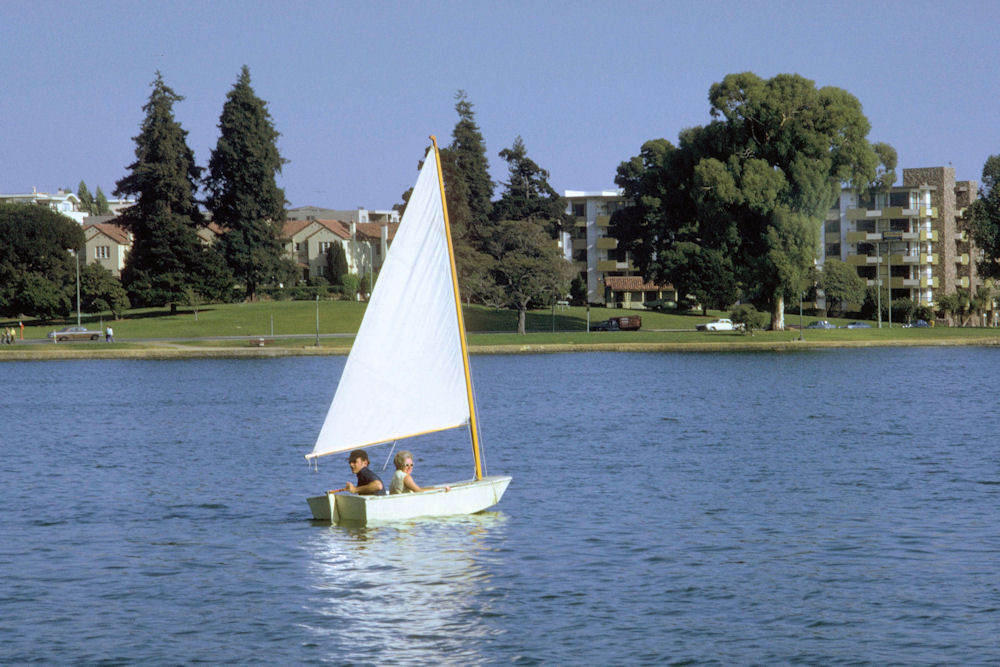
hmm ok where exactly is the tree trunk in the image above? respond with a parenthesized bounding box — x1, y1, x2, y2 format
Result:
(517, 305, 527, 335)
(770, 293, 785, 331)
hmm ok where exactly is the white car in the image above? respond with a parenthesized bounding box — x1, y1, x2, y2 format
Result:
(696, 318, 740, 332)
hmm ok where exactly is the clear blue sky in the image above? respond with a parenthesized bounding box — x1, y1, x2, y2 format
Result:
(2, 0, 997, 209)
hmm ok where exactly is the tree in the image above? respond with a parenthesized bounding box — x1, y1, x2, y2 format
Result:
(94, 187, 110, 214)
(658, 242, 739, 313)
(968, 155, 1000, 280)
(325, 243, 349, 286)
(483, 220, 575, 334)
(80, 263, 130, 319)
(205, 65, 287, 301)
(0, 203, 84, 319)
(615, 72, 891, 330)
(77, 181, 95, 214)
(114, 72, 232, 311)
(442, 91, 493, 243)
(818, 258, 867, 315)
(730, 303, 767, 335)
(492, 136, 569, 234)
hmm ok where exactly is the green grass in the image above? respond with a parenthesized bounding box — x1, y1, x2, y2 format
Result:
(3, 300, 999, 350)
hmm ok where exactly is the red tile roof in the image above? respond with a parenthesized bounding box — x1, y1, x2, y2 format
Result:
(83, 221, 130, 244)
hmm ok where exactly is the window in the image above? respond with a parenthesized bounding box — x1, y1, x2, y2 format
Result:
(890, 192, 909, 207)
(571, 203, 586, 218)
(94, 246, 110, 259)
(319, 241, 332, 253)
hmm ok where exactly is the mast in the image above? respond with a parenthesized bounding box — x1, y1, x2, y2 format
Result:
(430, 135, 484, 481)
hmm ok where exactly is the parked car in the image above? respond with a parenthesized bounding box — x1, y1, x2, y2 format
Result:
(805, 320, 836, 329)
(48, 326, 102, 342)
(841, 321, 872, 329)
(696, 318, 741, 332)
(904, 319, 930, 328)
(593, 315, 642, 331)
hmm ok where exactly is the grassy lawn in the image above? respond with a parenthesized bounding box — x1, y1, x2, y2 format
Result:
(3, 300, 999, 352)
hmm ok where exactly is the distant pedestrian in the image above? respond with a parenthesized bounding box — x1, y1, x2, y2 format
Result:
(105, 326, 114, 343)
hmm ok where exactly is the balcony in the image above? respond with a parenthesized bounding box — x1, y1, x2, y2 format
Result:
(846, 254, 879, 266)
(920, 229, 938, 242)
(846, 205, 936, 221)
(572, 238, 588, 251)
(574, 216, 587, 227)
(595, 215, 611, 227)
(919, 276, 939, 288)
(958, 253, 970, 265)
(596, 237, 618, 250)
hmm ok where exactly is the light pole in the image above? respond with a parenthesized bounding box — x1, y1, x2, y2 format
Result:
(69, 248, 81, 326)
(799, 291, 804, 341)
(875, 240, 882, 329)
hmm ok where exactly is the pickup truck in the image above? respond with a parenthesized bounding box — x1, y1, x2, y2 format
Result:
(592, 315, 642, 331)
(695, 318, 741, 332)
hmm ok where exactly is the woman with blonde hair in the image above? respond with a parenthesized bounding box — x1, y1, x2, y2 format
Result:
(389, 450, 449, 494)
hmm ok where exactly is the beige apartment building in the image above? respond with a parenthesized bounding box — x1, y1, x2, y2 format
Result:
(562, 190, 673, 308)
(822, 166, 983, 313)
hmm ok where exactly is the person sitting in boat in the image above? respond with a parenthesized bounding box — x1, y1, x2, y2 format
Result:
(389, 450, 449, 494)
(339, 449, 386, 495)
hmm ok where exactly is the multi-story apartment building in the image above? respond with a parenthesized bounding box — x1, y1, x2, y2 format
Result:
(821, 166, 979, 310)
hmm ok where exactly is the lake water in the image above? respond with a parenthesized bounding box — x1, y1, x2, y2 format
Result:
(2, 349, 998, 664)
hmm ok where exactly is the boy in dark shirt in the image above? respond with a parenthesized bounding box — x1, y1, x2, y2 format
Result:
(340, 449, 386, 495)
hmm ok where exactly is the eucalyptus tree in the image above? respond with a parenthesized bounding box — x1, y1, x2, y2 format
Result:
(205, 66, 287, 301)
(114, 72, 231, 311)
(615, 72, 892, 329)
(968, 154, 1000, 280)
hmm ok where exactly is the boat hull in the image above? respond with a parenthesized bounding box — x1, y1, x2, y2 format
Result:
(307, 475, 511, 524)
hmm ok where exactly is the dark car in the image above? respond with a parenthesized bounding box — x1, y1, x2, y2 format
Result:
(592, 315, 642, 332)
(48, 326, 102, 342)
(805, 320, 836, 329)
(842, 321, 872, 329)
(905, 319, 930, 328)
(592, 319, 621, 331)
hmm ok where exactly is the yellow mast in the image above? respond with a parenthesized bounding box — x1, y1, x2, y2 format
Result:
(430, 136, 484, 481)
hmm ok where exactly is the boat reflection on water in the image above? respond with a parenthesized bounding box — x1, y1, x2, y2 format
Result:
(303, 512, 509, 662)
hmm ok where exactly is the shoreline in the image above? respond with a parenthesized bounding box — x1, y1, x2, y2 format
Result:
(3, 336, 1000, 361)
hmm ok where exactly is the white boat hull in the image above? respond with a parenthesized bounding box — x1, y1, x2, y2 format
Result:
(308, 475, 511, 524)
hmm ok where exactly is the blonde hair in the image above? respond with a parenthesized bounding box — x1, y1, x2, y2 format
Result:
(393, 450, 413, 471)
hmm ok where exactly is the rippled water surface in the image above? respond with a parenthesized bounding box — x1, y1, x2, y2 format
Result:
(2, 349, 999, 664)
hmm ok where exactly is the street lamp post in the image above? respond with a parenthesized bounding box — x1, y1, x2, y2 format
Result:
(799, 291, 804, 341)
(70, 248, 81, 326)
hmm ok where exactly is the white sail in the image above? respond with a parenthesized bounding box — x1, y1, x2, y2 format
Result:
(307, 149, 469, 460)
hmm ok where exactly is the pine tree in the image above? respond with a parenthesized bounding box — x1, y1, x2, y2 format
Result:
(114, 72, 232, 311)
(94, 187, 110, 214)
(492, 136, 568, 233)
(77, 181, 95, 215)
(446, 91, 493, 242)
(205, 65, 287, 301)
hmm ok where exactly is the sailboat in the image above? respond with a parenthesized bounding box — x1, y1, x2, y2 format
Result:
(305, 137, 511, 524)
